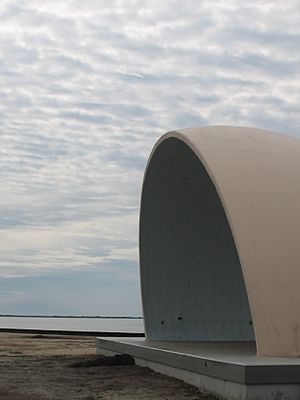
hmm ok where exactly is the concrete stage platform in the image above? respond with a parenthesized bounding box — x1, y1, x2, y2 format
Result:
(96, 337, 300, 400)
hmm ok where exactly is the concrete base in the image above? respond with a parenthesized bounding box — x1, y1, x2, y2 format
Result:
(96, 338, 300, 400)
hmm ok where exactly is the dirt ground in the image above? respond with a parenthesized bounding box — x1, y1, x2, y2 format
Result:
(0, 332, 214, 400)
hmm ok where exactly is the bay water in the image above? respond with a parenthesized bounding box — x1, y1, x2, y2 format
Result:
(0, 316, 144, 333)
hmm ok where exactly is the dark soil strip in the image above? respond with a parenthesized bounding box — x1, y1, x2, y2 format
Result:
(69, 354, 135, 368)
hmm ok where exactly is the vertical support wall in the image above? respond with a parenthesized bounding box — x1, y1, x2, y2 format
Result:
(140, 137, 255, 341)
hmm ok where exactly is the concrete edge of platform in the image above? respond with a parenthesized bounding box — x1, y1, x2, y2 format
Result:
(96, 337, 300, 400)
(96, 337, 245, 383)
(96, 337, 300, 384)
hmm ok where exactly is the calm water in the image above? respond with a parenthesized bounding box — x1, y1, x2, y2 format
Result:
(0, 317, 144, 333)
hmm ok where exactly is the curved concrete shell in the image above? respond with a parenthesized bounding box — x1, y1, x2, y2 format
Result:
(139, 126, 300, 357)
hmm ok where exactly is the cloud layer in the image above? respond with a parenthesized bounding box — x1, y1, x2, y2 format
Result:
(0, 0, 299, 313)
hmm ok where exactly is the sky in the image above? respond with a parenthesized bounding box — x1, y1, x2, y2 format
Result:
(0, 0, 299, 316)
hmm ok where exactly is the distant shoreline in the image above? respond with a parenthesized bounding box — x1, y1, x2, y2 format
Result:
(0, 328, 144, 336)
(0, 315, 142, 319)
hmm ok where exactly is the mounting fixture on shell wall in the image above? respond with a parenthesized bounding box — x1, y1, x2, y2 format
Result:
(139, 126, 300, 357)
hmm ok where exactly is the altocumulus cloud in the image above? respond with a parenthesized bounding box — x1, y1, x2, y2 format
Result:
(0, 0, 299, 314)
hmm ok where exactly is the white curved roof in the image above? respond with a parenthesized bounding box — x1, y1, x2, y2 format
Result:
(140, 126, 300, 357)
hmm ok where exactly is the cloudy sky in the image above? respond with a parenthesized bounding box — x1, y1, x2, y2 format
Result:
(0, 0, 299, 316)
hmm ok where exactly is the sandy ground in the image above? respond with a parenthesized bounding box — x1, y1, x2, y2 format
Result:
(0, 332, 214, 400)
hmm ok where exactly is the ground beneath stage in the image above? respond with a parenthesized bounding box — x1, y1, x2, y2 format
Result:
(0, 332, 214, 400)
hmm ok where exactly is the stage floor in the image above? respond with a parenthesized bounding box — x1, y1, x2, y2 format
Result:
(96, 337, 300, 399)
